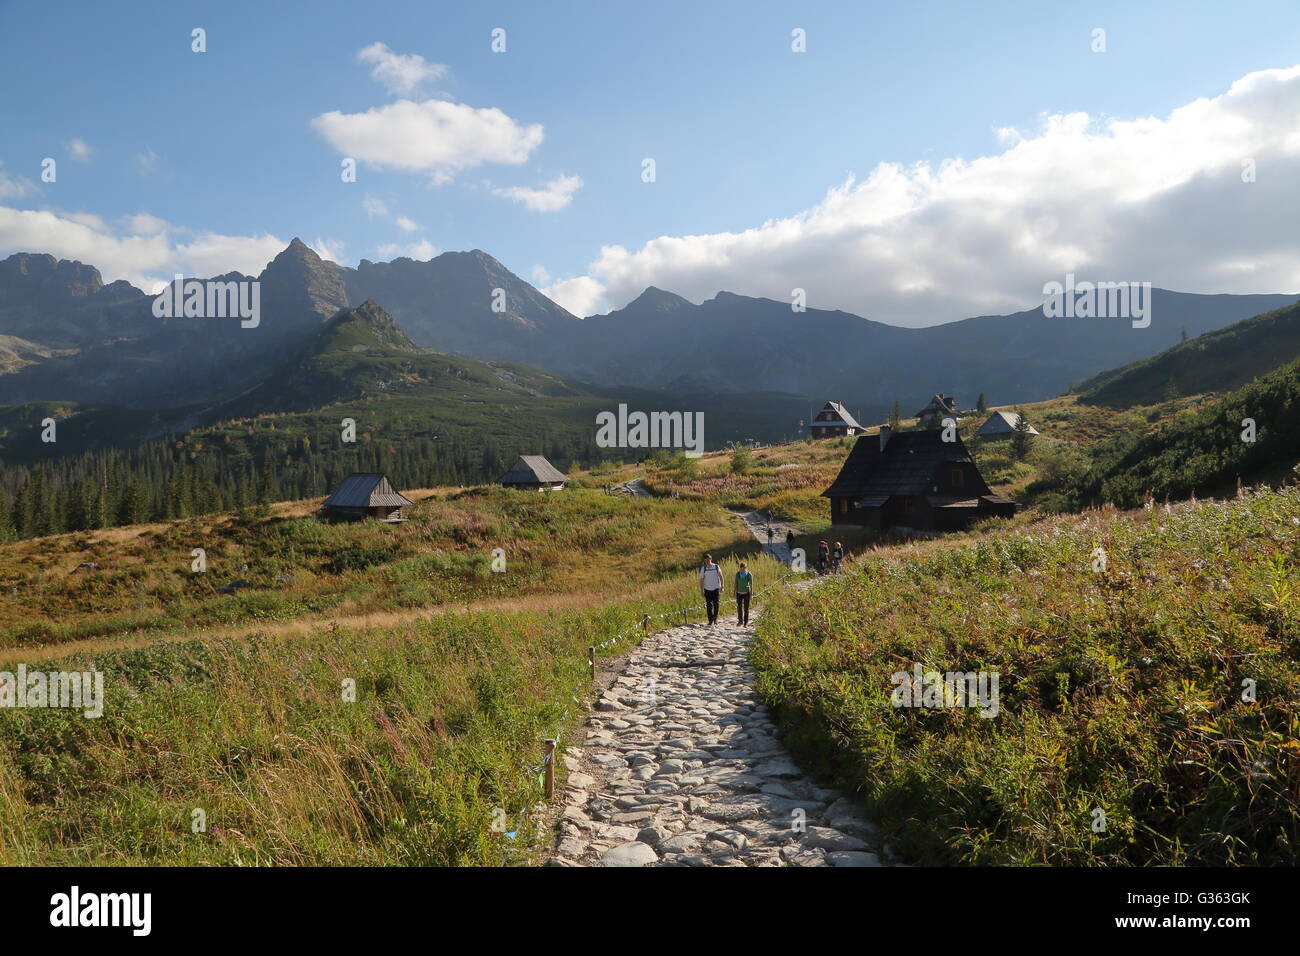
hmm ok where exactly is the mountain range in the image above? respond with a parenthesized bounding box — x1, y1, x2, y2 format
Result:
(2, 240, 1298, 454)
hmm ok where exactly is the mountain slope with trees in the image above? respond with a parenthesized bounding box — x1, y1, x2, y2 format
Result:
(1076, 299, 1300, 407)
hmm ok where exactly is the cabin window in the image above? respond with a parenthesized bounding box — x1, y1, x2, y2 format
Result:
(839, 499, 848, 513)
(951, 468, 965, 488)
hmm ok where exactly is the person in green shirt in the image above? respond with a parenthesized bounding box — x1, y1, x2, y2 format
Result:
(734, 562, 754, 625)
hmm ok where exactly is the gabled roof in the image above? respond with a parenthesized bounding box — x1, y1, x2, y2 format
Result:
(977, 411, 1040, 435)
(814, 401, 862, 430)
(323, 473, 415, 508)
(915, 393, 958, 417)
(821, 430, 987, 499)
(498, 455, 567, 484)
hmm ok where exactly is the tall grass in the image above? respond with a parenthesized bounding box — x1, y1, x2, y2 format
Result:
(0, 536, 789, 866)
(752, 486, 1300, 865)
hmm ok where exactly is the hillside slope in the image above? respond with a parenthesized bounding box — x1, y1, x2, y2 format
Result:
(754, 487, 1300, 865)
(1034, 356, 1300, 508)
(1076, 299, 1300, 407)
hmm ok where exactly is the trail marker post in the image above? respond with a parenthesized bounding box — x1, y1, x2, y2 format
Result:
(588, 646, 596, 680)
(543, 739, 556, 799)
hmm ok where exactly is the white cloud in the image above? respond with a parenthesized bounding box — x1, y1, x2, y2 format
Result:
(551, 64, 1300, 326)
(394, 215, 419, 232)
(0, 168, 37, 200)
(356, 42, 447, 96)
(125, 213, 170, 235)
(311, 99, 543, 183)
(311, 237, 345, 264)
(0, 205, 298, 289)
(408, 238, 438, 260)
(492, 174, 582, 212)
(362, 195, 389, 218)
(541, 274, 604, 317)
(67, 139, 92, 162)
(376, 238, 440, 261)
(66, 211, 109, 233)
(136, 148, 160, 175)
(173, 233, 289, 279)
(0, 206, 175, 289)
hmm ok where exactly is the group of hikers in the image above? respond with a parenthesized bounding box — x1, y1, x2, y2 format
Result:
(760, 521, 841, 574)
(817, 539, 845, 575)
(697, 531, 846, 627)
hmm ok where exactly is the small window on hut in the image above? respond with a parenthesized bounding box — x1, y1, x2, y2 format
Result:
(951, 468, 965, 488)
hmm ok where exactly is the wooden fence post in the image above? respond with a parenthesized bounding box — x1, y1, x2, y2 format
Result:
(642, 614, 649, 634)
(543, 739, 556, 799)
(588, 646, 596, 680)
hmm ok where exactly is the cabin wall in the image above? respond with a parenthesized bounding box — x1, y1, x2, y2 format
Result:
(934, 461, 991, 497)
(828, 497, 881, 529)
(885, 495, 934, 531)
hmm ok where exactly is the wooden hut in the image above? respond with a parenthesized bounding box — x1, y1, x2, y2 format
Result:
(809, 401, 863, 438)
(320, 473, 414, 522)
(498, 455, 567, 491)
(914, 393, 960, 427)
(821, 426, 1014, 532)
(977, 410, 1039, 438)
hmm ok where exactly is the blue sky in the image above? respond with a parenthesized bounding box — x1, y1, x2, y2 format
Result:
(3, 0, 1300, 324)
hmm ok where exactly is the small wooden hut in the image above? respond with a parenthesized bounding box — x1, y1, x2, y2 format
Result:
(497, 455, 567, 491)
(321, 473, 414, 522)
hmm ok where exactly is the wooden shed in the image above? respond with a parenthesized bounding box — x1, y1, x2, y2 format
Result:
(498, 455, 567, 491)
(977, 410, 1039, 438)
(321, 473, 414, 522)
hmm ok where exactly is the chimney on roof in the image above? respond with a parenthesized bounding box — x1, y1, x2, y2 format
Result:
(879, 425, 892, 451)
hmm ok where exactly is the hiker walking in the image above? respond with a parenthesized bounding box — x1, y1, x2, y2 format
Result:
(699, 553, 724, 625)
(785, 529, 795, 552)
(817, 540, 830, 574)
(832, 540, 844, 574)
(735, 561, 753, 626)
(766, 525, 774, 550)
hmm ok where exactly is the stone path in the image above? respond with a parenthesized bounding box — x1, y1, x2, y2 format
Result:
(732, 509, 798, 564)
(550, 614, 890, 867)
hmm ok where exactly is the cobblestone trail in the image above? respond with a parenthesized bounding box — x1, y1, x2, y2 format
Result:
(550, 614, 892, 867)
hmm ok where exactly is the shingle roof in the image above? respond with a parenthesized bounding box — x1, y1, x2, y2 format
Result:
(821, 431, 977, 498)
(498, 455, 567, 484)
(814, 401, 862, 430)
(322, 473, 415, 508)
(977, 411, 1039, 436)
(915, 393, 958, 417)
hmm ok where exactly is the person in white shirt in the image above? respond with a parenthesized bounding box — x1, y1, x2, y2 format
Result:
(699, 553, 724, 625)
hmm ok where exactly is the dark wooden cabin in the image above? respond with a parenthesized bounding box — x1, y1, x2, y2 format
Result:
(821, 427, 1015, 532)
(915, 393, 960, 427)
(321, 473, 414, 522)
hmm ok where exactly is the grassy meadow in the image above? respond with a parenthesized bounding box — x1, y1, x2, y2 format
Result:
(0, 484, 792, 864)
(0, 485, 769, 662)
(5, 416, 1295, 868)
(752, 483, 1300, 865)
